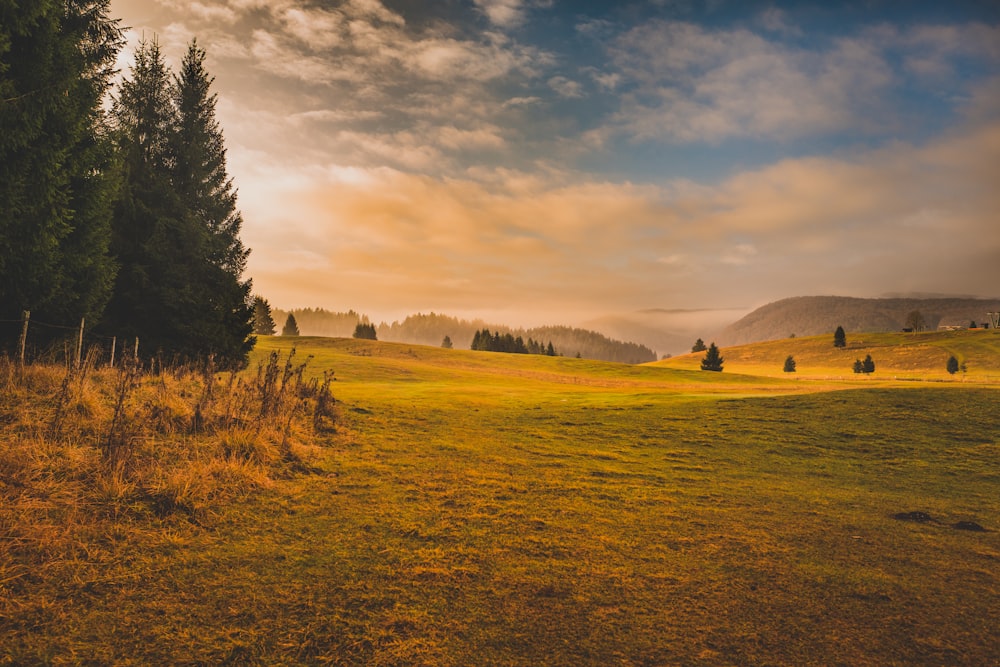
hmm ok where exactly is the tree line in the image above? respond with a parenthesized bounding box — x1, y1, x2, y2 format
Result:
(471, 329, 556, 356)
(1, 3, 251, 365)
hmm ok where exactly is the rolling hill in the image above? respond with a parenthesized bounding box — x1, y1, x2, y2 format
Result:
(714, 296, 1000, 347)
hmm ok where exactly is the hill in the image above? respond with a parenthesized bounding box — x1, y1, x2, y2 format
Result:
(272, 309, 658, 363)
(656, 327, 1000, 379)
(5, 340, 1000, 664)
(715, 296, 1000, 347)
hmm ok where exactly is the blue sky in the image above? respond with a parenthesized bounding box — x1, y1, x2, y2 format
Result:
(109, 0, 1000, 329)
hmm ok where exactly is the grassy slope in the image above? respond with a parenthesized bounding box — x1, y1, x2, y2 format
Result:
(658, 329, 1000, 380)
(3, 335, 999, 665)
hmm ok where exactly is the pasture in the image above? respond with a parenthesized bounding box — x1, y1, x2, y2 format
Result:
(2, 332, 999, 665)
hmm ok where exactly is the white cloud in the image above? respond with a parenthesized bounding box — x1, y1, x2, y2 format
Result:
(608, 20, 897, 143)
(548, 75, 583, 98)
(473, 0, 527, 28)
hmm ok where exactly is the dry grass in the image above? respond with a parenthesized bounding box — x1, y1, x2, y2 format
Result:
(0, 350, 337, 662)
(3, 337, 999, 665)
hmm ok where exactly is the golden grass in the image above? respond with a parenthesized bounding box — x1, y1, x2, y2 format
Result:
(2, 336, 999, 665)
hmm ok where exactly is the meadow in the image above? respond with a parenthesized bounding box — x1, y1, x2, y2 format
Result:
(2, 331, 999, 665)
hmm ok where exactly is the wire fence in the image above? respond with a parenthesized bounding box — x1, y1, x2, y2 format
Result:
(0, 311, 138, 368)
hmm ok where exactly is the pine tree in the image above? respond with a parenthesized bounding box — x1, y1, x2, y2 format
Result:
(946, 355, 959, 375)
(833, 326, 846, 348)
(102, 37, 253, 365)
(103, 37, 182, 354)
(441, 335, 453, 349)
(700, 342, 724, 371)
(353, 323, 376, 340)
(783, 355, 796, 373)
(862, 354, 875, 374)
(853, 359, 864, 374)
(252, 296, 276, 335)
(0, 1, 124, 343)
(281, 313, 299, 336)
(692, 338, 707, 353)
(170, 40, 252, 363)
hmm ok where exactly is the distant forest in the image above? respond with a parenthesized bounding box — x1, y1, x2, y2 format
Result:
(271, 309, 658, 364)
(1, 3, 252, 364)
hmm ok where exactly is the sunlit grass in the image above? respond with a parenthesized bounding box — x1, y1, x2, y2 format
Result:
(2, 336, 999, 665)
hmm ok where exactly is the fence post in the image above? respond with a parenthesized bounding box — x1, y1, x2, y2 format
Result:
(19, 310, 30, 366)
(76, 317, 85, 369)
(110, 336, 116, 368)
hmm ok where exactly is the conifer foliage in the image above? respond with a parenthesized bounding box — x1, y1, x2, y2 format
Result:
(103, 38, 252, 364)
(1, 8, 254, 364)
(0, 1, 123, 338)
(700, 342, 724, 372)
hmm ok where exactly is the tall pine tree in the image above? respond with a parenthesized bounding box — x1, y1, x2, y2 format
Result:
(104, 37, 181, 357)
(0, 1, 123, 344)
(170, 40, 252, 363)
(104, 38, 252, 365)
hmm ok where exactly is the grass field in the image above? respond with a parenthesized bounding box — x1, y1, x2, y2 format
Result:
(2, 332, 999, 665)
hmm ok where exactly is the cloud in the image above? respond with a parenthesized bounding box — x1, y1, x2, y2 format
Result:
(240, 116, 1000, 317)
(608, 20, 897, 143)
(472, 0, 527, 28)
(599, 20, 1000, 147)
(548, 75, 583, 98)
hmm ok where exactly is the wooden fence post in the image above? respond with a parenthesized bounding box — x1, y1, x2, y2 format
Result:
(76, 317, 85, 369)
(19, 310, 30, 366)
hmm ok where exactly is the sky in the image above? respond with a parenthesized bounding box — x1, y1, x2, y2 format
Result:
(108, 0, 1000, 330)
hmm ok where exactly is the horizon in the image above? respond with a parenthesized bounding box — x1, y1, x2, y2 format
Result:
(109, 1, 1000, 328)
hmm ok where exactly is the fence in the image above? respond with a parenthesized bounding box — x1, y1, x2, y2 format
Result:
(0, 311, 139, 368)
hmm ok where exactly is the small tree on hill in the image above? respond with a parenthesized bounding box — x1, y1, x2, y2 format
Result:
(700, 343, 724, 372)
(441, 335, 453, 349)
(353, 323, 377, 340)
(862, 354, 875, 374)
(853, 359, 864, 374)
(281, 313, 300, 336)
(692, 338, 707, 353)
(834, 326, 846, 348)
(946, 355, 959, 375)
(252, 296, 276, 335)
(783, 355, 796, 373)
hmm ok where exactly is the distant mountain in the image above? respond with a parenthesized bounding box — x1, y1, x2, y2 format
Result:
(270, 309, 657, 363)
(715, 296, 1000, 347)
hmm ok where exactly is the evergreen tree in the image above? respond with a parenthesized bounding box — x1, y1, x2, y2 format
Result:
(692, 338, 707, 353)
(853, 359, 864, 374)
(0, 1, 124, 343)
(252, 296, 276, 335)
(546, 341, 555, 356)
(862, 354, 875, 374)
(783, 355, 796, 373)
(833, 326, 846, 348)
(700, 342, 724, 371)
(946, 355, 959, 375)
(281, 313, 299, 336)
(441, 335, 452, 349)
(353, 323, 377, 340)
(103, 37, 182, 355)
(103, 37, 253, 365)
(170, 40, 252, 362)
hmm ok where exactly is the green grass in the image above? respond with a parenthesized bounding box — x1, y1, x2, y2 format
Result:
(3, 335, 999, 665)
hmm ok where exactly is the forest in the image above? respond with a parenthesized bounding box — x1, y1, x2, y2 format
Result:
(0, 2, 252, 365)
